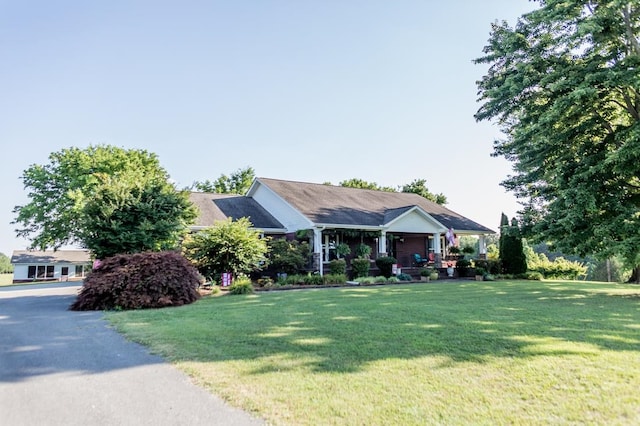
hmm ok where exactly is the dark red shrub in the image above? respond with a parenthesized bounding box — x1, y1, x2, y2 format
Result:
(70, 251, 200, 311)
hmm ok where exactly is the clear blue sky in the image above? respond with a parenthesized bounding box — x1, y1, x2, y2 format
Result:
(0, 1, 536, 256)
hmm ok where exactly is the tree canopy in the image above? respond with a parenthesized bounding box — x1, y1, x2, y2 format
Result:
(338, 178, 396, 192)
(81, 174, 196, 259)
(0, 253, 13, 274)
(182, 217, 268, 280)
(13, 145, 196, 256)
(339, 177, 447, 204)
(401, 179, 447, 204)
(192, 166, 255, 194)
(475, 1, 640, 275)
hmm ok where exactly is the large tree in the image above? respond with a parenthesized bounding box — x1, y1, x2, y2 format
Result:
(338, 178, 396, 192)
(475, 1, 640, 280)
(192, 166, 255, 194)
(401, 178, 447, 205)
(339, 177, 447, 204)
(0, 253, 13, 274)
(81, 173, 197, 259)
(13, 145, 195, 255)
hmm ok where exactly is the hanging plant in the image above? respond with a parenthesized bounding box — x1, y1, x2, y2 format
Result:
(336, 243, 351, 258)
(355, 243, 372, 259)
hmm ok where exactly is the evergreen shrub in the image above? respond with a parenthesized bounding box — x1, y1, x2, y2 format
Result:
(351, 258, 370, 278)
(375, 256, 397, 278)
(329, 259, 347, 275)
(456, 259, 472, 277)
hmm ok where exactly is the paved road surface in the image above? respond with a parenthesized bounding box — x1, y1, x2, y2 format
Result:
(0, 282, 263, 426)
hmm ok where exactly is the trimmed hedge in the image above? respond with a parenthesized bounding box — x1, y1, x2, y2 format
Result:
(351, 258, 370, 278)
(70, 251, 200, 311)
(375, 256, 397, 278)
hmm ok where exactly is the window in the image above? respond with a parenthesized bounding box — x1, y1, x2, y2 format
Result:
(61, 267, 69, 276)
(75, 264, 86, 277)
(32, 265, 54, 279)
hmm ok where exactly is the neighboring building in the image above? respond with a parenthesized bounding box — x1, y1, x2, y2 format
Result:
(10, 250, 92, 283)
(190, 177, 495, 275)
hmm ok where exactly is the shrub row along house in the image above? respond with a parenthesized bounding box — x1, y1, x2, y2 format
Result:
(190, 177, 495, 276)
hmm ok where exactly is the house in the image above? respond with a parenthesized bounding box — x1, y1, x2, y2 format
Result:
(189, 192, 286, 236)
(190, 178, 495, 275)
(10, 250, 92, 283)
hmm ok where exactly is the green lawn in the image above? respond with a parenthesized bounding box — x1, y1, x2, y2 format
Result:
(107, 280, 640, 425)
(0, 273, 13, 286)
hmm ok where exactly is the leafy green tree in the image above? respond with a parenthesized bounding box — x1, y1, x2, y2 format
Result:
(13, 145, 182, 252)
(589, 256, 632, 283)
(81, 174, 197, 259)
(339, 178, 396, 192)
(266, 238, 310, 275)
(193, 166, 255, 194)
(339, 177, 447, 204)
(401, 179, 447, 205)
(0, 253, 13, 273)
(475, 1, 640, 281)
(182, 218, 268, 280)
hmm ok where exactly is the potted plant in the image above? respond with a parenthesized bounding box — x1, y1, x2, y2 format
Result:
(355, 243, 372, 259)
(336, 243, 351, 259)
(446, 261, 455, 277)
(422, 267, 438, 281)
(461, 245, 475, 257)
(475, 267, 486, 281)
(419, 268, 431, 281)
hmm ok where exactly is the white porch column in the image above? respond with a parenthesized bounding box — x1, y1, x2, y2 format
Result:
(313, 228, 324, 275)
(478, 235, 487, 256)
(378, 231, 387, 257)
(433, 232, 442, 267)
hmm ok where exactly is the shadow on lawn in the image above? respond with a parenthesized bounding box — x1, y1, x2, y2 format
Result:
(167, 281, 640, 374)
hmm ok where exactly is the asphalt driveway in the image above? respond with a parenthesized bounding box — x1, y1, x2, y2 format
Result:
(0, 282, 263, 426)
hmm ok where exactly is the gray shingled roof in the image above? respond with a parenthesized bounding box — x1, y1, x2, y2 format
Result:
(11, 250, 91, 264)
(257, 178, 495, 233)
(189, 192, 284, 231)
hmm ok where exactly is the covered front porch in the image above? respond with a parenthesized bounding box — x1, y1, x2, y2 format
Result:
(308, 227, 489, 277)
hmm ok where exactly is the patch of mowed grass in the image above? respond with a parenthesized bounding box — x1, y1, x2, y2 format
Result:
(106, 281, 640, 425)
(0, 274, 12, 286)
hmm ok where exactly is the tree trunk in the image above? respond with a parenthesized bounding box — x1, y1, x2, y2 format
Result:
(606, 258, 611, 282)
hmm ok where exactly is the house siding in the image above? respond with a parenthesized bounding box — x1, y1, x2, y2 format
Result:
(385, 211, 445, 234)
(11, 250, 92, 283)
(12, 263, 90, 283)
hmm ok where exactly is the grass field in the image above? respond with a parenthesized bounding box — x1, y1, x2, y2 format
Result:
(0, 273, 13, 286)
(107, 280, 640, 425)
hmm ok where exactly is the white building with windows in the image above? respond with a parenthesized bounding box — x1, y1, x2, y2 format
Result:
(10, 250, 91, 283)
